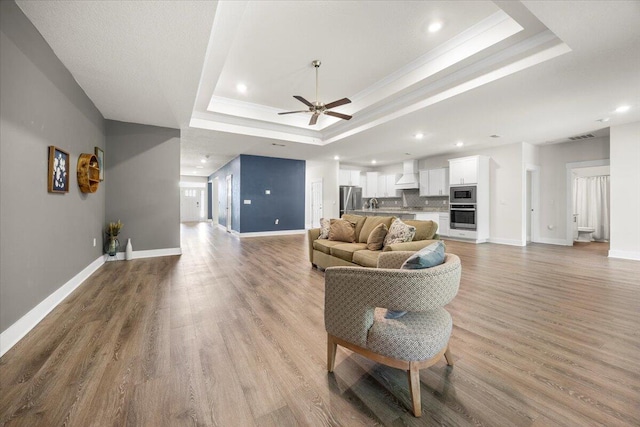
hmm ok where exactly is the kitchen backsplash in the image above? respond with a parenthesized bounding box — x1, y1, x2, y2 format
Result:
(376, 189, 449, 209)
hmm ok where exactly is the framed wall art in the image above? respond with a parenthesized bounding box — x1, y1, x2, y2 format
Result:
(48, 146, 70, 193)
(95, 147, 104, 181)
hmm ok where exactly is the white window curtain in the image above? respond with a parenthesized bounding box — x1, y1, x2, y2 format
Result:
(573, 176, 610, 241)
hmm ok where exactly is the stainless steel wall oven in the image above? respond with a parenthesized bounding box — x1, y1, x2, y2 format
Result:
(450, 204, 477, 230)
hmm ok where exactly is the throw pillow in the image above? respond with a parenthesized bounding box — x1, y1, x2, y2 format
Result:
(328, 218, 356, 243)
(383, 218, 417, 247)
(386, 241, 446, 319)
(366, 223, 388, 251)
(401, 241, 446, 270)
(319, 218, 331, 239)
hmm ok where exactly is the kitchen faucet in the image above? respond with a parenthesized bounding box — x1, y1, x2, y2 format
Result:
(369, 198, 379, 209)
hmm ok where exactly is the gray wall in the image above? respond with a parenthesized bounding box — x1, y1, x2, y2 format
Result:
(105, 120, 180, 251)
(0, 1, 106, 332)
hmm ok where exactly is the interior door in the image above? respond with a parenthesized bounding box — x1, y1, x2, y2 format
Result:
(180, 187, 200, 222)
(311, 180, 323, 228)
(226, 175, 232, 232)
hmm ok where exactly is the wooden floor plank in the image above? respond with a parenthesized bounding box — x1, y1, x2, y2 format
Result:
(1, 224, 639, 426)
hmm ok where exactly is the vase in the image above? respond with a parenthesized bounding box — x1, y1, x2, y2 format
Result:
(125, 238, 133, 261)
(106, 235, 120, 256)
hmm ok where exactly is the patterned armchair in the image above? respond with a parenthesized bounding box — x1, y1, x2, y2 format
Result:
(324, 251, 461, 417)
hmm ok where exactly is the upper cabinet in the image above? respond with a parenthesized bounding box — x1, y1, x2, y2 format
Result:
(339, 169, 361, 186)
(449, 156, 480, 185)
(419, 167, 449, 196)
(363, 172, 379, 198)
(376, 174, 401, 197)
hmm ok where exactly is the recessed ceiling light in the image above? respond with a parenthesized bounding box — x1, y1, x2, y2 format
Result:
(196, 166, 204, 169)
(333, 155, 340, 160)
(414, 133, 424, 140)
(597, 118, 610, 123)
(236, 83, 247, 93)
(615, 105, 630, 113)
(456, 142, 464, 147)
(371, 160, 377, 164)
(200, 158, 207, 163)
(192, 171, 197, 174)
(428, 22, 443, 33)
(271, 142, 286, 147)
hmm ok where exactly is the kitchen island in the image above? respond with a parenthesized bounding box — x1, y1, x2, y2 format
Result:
(347, 209, 450, 236)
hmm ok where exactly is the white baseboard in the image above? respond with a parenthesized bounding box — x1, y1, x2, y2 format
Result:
(0, 255, 105, 357)
(217, 224, 229, 232)
(488, 237, 526, 246)
(608, 249, 640, 261)
(533, 237, 570, 246)
(239, 229, 306, 238)
(105, 247, 182, 262)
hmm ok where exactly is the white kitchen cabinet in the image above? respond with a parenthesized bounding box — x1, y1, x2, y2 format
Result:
(438, 213, 449, 236)
(375, 174, 401, 197)
(449, 157, 479, 185)
(339, 169, 361, 186)
(428, 168, 449, 196)
(363, 172, 379, 198)
(419, 170, 429, 196)
(419, 168, 449, 196)
(415, 213, 439, 223)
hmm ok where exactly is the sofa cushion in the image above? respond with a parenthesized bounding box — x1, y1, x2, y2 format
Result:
(342, 214, 367, 241)
(401, 241, 445, 270)
(330, 243, 368, 263)
(319, 218, 331, 239)
(383, 218, 416, 247)
(403, 219, 438, 241)
(358, 216, 395, 243)
(366, 223, 388, 251)
(352, 249, 381, 268)
(329, 219, 356, 243)
(313, 239, 344, 255)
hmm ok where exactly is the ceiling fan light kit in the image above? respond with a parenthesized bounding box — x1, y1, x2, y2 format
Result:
(278, 60, 353, 126)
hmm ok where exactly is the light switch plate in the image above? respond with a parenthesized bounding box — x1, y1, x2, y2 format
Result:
(243, 200, 251, 204)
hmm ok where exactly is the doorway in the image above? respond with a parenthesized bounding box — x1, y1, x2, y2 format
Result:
(211, 177, 219, 226)
(565, 159, 610, 246)
(226, 175, 232, 232)
(524, 165, 540, 245)
(311, 180, 323, 228)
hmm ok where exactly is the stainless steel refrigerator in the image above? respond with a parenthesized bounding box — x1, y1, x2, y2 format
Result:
(339, 186, 362, 216)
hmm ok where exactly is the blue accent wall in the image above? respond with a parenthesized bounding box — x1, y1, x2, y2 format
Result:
(239, 155, 305, 233)
(209, 155, 305, 233)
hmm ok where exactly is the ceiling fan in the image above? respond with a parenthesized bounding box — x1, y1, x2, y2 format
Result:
(278, 60, 352, 126)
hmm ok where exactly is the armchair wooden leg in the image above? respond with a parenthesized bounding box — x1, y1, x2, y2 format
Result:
(408, 362, 422, 417)
(327, 335, 337, 372)
(444, 345, 454, 366)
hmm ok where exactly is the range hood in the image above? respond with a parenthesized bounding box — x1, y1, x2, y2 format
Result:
(395, 160, 420, 189)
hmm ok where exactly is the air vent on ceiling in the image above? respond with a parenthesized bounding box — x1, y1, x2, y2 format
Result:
(568, 133, 595, 141)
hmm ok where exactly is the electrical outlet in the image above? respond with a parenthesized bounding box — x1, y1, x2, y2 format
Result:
(93, 238, 96, 247)
(275, 219, 279, 225)
(395, 200, 398, 204)
(443, 200, 447, 205)
(425, 200, 429, 205)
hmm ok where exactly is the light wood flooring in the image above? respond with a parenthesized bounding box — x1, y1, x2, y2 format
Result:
(1, 223, 639, 426)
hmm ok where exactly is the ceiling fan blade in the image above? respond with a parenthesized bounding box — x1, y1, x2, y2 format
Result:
(325, 111, 352, 121)
(294, 95, 314, 107)
(324, 98, 351, 109)
(309, 112, 320, 126)
(278, 110, 309, 115)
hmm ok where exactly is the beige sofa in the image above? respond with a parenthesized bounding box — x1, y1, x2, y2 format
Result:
(308, 214, 440, 269)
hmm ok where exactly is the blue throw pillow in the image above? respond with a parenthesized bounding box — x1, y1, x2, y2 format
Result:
(400, 241, 445, 270)
(385, 242, 446, 319)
